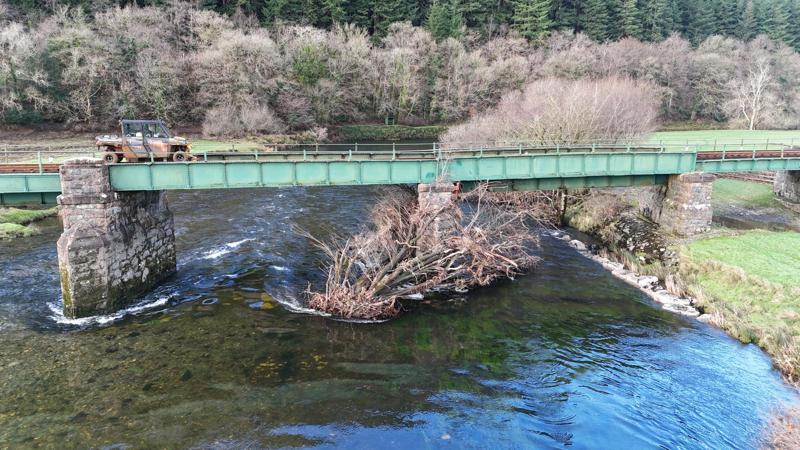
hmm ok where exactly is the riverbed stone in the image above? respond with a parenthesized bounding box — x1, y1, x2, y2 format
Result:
(568, 239, 587, 251)
(56, 158, 176, 318)
(774, 170, 800, 203)
(637, 276, 659, 289)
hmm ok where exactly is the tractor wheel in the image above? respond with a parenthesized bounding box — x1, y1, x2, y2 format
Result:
(103, 152, 120, 164)
(172, 151, 187, 162)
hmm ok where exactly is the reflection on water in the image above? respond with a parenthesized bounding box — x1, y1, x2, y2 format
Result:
(0, 187, 797, 449)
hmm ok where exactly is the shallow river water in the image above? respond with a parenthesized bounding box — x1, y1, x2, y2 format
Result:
(0, 186, 798, 449)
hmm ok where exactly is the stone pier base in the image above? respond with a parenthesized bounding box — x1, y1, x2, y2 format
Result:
(774, 170, 800, 203)
(57, 159, 176, 318)
(639, 172, 714, 237)
(417, 182, 458, 245)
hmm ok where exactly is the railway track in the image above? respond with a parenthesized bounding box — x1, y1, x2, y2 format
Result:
(0, 164, 60, 174)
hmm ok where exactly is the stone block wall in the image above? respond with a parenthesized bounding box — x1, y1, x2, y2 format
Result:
(657, 172, 715, 236)
(57, 159, 176, 318)
(417, 182, 458, 246)
(774, 170, 800, 203)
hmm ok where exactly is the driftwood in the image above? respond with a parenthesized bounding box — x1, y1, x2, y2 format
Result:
(302, 183, 551, 320)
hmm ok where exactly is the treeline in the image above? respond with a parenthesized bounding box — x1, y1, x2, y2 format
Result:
(5, 0, 800, 48)
(2, 4, 800, 134)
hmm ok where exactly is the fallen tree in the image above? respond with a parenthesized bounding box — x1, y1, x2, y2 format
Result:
(302, 184, 551, 320)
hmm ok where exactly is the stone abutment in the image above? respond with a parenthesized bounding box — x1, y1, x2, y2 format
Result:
(57, 159, 176, 318)
(774, 170, 800, 203)
(638, 172, 715, 237)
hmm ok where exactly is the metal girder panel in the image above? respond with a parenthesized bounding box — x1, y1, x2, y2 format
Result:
(0, 174, 61, 194)
(446, 152, 695, 181)
(463, 175, 668, 192)
(697, 158, 800, 173)
(0, 192, 59, 206)
(109, 160, 441, 190)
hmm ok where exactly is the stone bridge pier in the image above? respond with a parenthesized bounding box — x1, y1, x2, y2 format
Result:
(639, 172, 715, 237)
(774, 170, 800, 203)
(417, 182, 459, 245)
(57, 159, 176, 318)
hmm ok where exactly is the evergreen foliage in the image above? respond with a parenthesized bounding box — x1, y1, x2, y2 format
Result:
(513, 0, 552, 41)
(6, 0, 800, 49)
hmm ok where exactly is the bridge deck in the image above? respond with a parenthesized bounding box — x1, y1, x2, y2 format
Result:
(2, 144, 800, 205)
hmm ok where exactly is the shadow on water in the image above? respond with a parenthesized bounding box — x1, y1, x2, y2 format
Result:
(0, 187, 798, 449)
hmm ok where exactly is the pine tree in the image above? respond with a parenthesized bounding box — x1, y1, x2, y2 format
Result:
(428, 0, 465, 41)
(766, 0, 792, 46)
(373, 0, 416, 38)
(320, 0, 346, 26)
(688, 0, 717, 43)
(642, 0, 674, 40)
(344, 0, 373, 30)
(513, 0, 553, 41)
(620, 0, 643, 38)
(717, 0, 740, 36)
(581, 0, 611, 41)
(738, 0, 757, 40)
(552, 0, 579, 30)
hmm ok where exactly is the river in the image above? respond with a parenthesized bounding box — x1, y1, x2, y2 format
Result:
(0, 185, 798, 449)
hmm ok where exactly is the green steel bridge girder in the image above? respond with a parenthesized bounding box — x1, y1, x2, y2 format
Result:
(2, 151, 800, 206)
(107, 151, 697, 191)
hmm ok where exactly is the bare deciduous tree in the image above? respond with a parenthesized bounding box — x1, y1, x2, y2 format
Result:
(441, 77, 659, 147)
(725, 57, 775, 130)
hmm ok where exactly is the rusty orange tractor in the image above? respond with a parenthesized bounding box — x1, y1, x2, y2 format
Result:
(96, 120, 192, 163)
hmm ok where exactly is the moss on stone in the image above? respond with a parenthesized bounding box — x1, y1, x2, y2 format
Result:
(0, 223, 39, 239)
(0, 207, 57, 225)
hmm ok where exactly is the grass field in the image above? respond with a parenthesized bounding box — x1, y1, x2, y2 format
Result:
(712, 178, 782, 209)
(680, 230, 800, 381)
(648, 130, 800, 151)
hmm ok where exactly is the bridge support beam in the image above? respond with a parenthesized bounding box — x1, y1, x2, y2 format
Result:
(417, 182, 458, 245)
(639, 172, 714, 236)
(56, 159, 176, 318)
(774, 170, 800, 203)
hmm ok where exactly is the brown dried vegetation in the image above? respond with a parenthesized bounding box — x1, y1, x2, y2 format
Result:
(303, 184, 551, 320)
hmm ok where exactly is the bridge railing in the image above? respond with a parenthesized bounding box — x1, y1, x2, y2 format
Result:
(2, 140, 800, 174)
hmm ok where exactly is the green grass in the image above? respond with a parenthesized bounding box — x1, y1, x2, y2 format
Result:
(0, 207, 57, 225)
(648, 129, 800, 151)
(680, 230, 800, 381)
(0, 222, 39, 239)
(686, 231, 800, 287)
(190, 139, 263, 152)
(711, 179, 781, 209)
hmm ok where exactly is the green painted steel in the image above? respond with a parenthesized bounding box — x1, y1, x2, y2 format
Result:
(696, 157, 800, 173)
(3, 147, 800, 205)
(0, 174, 61, 205)
(106, 151, 696, 191)
(0, 192, 59, 205)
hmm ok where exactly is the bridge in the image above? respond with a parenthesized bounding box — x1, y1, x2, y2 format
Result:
(2, 141, 800, 319)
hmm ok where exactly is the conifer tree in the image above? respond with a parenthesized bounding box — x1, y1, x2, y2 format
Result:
(373, 0, 416, 38)
(428, 0, 465, 41)
(581, 0, 610, 41)
(738, 0, 757, 40)
(620, 0, 643, 38)
(766, 0, 792, 46)
(717, 0, 740, 36)
(552, 0, 579, 30)
(513, 0, 553, 41)
(688, 0, 717, 43)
